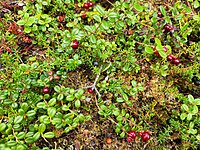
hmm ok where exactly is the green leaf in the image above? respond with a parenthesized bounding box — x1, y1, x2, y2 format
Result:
(187, 113, 193, 121)
(84, 25, 94, 33)
(159, 6, 166, 16)
(25, 137, 35, 144)
(64, 127, 72, 133)
(39, 123, 46, 133)
(195, 98, 200, 105)
(33, 132, 40, 141)
(189, 122, 194, 129)
(14, 116, 23, 124)
(120, 132, 125, 138)
(196, 134, 200, 141)
(43, 132, 55, 138)
(66, 95, 75, 101)
(108, 12, 118, 18)
(181, 104, 189, 112)
(48, 98, 57, 106)
(26, 16, 35, 26)
(101, 20, 109, 30)
(134, 3, 143, 12)
(26, 110, 36, 117)
(155, 38, 162, 46)
(194, 0, 200, 9)
(116, 97, 124, 103)
(187, 129, 197, 135)
(37, 102, 46, 109)
(7, 140, 17, 147)
(89, 34, 97, 44)
(17, 20, 25, 26)
(145, 46, 154, 54)
(188, 94, 194, 104)
(75, 100, 81, 108)
(0, 123, 6, 132)
(24, 27, 31, 33)
(47, 107, 56, 118)
(192, 105, 198, 114)
(158, 50, 167, 58)
(180, 113, 187, 120)
(17, 132, 26, 139)
(93, 14, 101, 22)
(54, 86, 61, 93)
(57, 94, 64, 101)
(95, 5, 105, 16)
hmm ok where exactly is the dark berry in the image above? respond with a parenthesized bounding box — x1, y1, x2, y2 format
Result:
(88, 2, 93, 7)
(72, 40, 79, 49)
(164, 24, 174, 32)
(167, 54, 173, 61)
(88, 88, 93, 93)
(141, 132, 150, 142)
(138, 131, 143, 137)
(127, 130, 137, 139)
(81, 12, 87, 19)
(172, 58, 180, 65)
(42, 87, 50, 94)
(157, 11, 162, 17)
(127, 136, 132, 143)
(150, 37, 155, 43)
(83, 2, 89, 9)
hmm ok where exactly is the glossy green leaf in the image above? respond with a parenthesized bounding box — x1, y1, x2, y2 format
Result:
(0, 123, 6, 132)
(181, 104, 189, 112)
(43, 132, 55, 138)
(134, 3, 143, 12)
(14, 116, 23, 124)
(39, 123, 46, 133)
(26, 16, 35, 26)
(145, 46, 154, 54)
(75, 100, 81, 108)
(33, 132, 40, 141)
(95, 5, 105, 16)
(93, 14, 101, 22)
(26, 110, 36, 117)
(160, 6, 166, 16)
(47, 107, 56, 118)
(89, 34, 97, 44)
(48, 98, 57, 106)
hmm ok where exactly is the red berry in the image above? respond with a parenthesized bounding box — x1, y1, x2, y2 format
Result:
(157, 11, 162, 17)
(22, 89, 27, 94)
(172, 58, 180, 65)
(81, 12, 87, 19)
(127, 130, 137, 139)
(72, 40, 79, 49)
(167, 54, 173, 61)
(138, 131, 143, 137)
(83, 2, 89, 9)
(88, 88, 93, 93)
(164, 24, 174, 32)
(141, 132, 150, 142)
(88, 2, 93, 7)
(127, 136, 132, 143)
(163, 46, 167, 52)
(42, 87, 50, 94)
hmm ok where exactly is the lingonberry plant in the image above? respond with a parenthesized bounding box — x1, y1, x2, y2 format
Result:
(0, 0, 199, 149)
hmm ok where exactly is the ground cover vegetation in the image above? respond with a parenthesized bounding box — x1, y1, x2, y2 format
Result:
(0, 0, 200, 149)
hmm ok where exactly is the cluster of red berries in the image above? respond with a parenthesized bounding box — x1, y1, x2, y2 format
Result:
(83, 2, 94, 9)
(154, 46, 180, 65)
(127, 130, 150, 142)
(163, 24, 174, 32)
